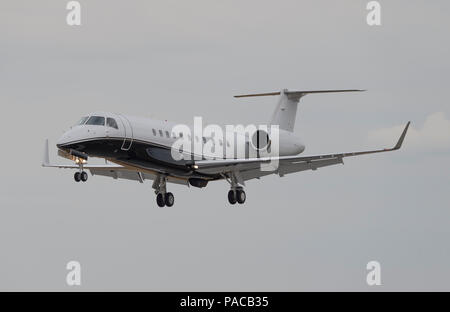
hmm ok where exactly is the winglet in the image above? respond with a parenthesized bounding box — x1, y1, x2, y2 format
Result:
(42, 139, 50, 167)
(393, 121, 410, 150)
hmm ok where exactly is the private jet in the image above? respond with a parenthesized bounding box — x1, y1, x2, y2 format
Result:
(43, 89, 410, 207)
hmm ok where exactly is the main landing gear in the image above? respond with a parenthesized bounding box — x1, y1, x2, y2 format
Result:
(153, 175, 175, 208)
(228, 188, 246, 205)
(156, 192, 174, 208)
(223, 172, 246, 205)
(74, 171, 88, 182)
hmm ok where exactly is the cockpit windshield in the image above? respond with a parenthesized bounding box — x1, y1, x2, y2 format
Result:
(85, 116, 105, 126)
(76, 116, 89, 126)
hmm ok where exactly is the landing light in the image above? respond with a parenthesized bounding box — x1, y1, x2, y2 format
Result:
(74, 157, 87, 164)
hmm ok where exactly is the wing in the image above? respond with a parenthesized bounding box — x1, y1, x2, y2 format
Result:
(194, 122, 410, 180)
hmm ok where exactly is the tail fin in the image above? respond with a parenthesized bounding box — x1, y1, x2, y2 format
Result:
(235, 89, 364, 132)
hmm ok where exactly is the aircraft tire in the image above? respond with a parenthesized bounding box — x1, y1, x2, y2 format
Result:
(228, 190, 237, 205)
(236, 189, 246, 204)
(165, 192, 174, 207)
(156, 193, 165, 207)
(80, 171, 88, 182)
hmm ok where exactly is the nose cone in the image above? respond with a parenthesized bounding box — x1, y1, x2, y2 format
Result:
(57, 130, 72, 147)
(57, 126, 85, 147)
(56, 125, 98, 148)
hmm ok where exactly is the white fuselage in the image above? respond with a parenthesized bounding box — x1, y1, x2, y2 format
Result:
(57, 112, 305, 162)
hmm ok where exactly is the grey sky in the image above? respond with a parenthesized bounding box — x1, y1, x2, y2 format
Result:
(0, 0, 449, 290)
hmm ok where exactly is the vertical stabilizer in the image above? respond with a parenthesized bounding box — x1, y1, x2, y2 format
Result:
(270, 89, 300, 132)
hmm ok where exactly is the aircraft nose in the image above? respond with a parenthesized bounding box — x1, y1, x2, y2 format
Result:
(56, 130, 72, 147)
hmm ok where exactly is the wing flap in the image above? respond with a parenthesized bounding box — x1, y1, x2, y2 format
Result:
(278, 157, 343, 175)
(90, 168, 143, 182)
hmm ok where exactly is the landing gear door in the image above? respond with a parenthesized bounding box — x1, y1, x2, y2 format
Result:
(118, 115, 133, 151)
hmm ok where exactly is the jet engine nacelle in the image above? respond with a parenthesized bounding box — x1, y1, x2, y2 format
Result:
(249, 129, 305, 157)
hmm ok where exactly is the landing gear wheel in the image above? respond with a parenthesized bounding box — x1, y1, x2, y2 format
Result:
(80, 171, 88, 182)
(236, 189, 246, 204)
(156, 193, 165, 207)
(74, 172, 81, 182)
(228, 190, 237, 205)
(165, 192, 174, 207)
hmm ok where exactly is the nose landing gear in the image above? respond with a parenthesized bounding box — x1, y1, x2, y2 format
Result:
(74, 161, 88, 183)
(74, 171, 88, 182)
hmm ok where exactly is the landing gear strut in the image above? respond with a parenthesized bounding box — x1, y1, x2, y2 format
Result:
(153, 175, 175, 207)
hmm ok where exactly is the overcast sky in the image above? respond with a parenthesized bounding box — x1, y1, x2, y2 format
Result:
(0, 0, 449, 291)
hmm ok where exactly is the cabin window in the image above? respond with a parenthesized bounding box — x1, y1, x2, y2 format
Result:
(202, 137, 206, 144)
(76, 116, 88, 126)
(152, 129, 156, 136)
(179, 132, 183, 138)
(85, 116, 105, 126)
(106, 118, 118, 129)
(159, 130, 163, 137)
(165, 131, 170, 138)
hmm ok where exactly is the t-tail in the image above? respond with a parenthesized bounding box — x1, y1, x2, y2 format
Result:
(234, 89, 365, 132)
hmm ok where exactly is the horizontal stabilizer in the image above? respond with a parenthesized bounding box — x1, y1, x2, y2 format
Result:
(234, 89, 365, 99)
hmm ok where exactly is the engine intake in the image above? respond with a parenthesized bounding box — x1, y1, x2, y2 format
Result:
(251, 129, 271, 151)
